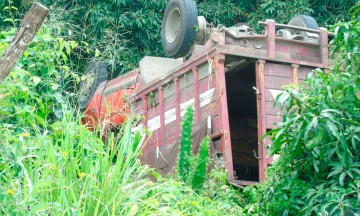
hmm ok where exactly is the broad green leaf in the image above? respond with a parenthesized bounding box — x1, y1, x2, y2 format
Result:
(326, 121, 340, 140)
(339, 172, 346, 186)
(268, 133, 285, 156)
(346, 170, 354, 179)
(306, 130, 324, 149)
(304, 116, 318, 141)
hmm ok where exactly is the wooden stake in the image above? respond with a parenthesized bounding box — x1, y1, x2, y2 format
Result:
(0, 2, 49, 81)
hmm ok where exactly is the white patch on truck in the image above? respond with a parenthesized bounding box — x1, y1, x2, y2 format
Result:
(147, 116, 160, 131)
(165, 108, 176, 125)
(180, 98, 195, 117)
(146, 89, 215, 131)
(199, 88, 215, 107)
(131, 124, 143, 133)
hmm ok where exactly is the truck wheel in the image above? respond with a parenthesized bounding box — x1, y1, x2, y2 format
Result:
(287, 15, 319, 33)
(79, 61, 107, 110)
(161, 0, 198, 58)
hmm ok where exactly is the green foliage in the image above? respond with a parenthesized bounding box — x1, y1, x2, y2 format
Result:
(179, 106, 194, 181)
(0, 26, 78, 132)
(1, 0, 357, 79)
(197, 0, 246, 26)
(0, 112, 144, 215)
(0, 24, 244, 215)
(192, 136, 210, 190)
(22, 0, 167, 75)
(178, 107, 213, 192)
(309, 0, 358, 25)
(244, 4, 360, 215)
(247, 0, 313, 31)
(1, 1, 359, 215)
(0, 1, 22, 28)
(242, 165, 312, 215)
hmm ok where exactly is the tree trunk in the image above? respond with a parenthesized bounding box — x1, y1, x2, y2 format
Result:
(0, 2, 49, 82)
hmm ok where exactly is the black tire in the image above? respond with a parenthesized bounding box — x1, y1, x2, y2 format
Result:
(79, 61, 107, 110)
(287, 15, 319, 34)
(161, 0, 198, 58)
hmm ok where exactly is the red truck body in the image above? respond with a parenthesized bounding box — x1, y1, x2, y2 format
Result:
(83, 19, 331, 186)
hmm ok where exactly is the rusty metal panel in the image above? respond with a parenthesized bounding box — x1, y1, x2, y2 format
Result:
(165, 121, 178, 141)
(179, 71, 194, 89)
(164, 94, 176, 113)
(275, 39, 320, 60)
(299, 66, 314, 81)
(266, 115, 282, 129)
(263, 63, 292, 129)
(264, 63, 293, 77)
(198, 62, 211, 80)
(163, 81, 175, 99)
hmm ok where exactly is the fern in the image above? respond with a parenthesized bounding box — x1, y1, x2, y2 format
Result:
(192, 136, 210, 190)
(179, 106, 193, 182)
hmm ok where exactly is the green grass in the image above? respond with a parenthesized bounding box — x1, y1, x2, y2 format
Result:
(0, 110, 245, 215)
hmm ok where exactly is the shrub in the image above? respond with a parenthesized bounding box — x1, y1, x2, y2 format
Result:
(178, 106, 211, 191)
(244, 4, 360, 215)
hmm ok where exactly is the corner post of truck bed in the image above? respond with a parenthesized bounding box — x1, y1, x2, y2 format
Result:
(319, 27, 329, 67)
(256, 59, 267, 182)
(214, 54, 235, 182)
(265, 19, 276, 59)
(292, 64, 299, 85)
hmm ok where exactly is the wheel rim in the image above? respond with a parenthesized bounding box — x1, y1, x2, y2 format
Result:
(165, 7, 181, 43)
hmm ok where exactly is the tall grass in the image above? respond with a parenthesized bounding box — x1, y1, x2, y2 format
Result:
(1, 109, 148, 214)
(0, 109, 244, 215)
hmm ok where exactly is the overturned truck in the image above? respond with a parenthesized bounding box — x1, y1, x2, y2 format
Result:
(80, 0, 332, 186)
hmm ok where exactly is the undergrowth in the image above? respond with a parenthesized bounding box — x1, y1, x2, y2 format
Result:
(1, 2, 359, 216)
(242, 4, 360, 215)
(0, 24, 245, 215)
(178, 106, 211, 191)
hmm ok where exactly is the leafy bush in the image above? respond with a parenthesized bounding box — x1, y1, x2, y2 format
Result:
(192, 136, 210, 190)
(243, 4, 360, 215)
(0, 26, 78, 132)
(246, 0, 313, 31)
(179, 106, 194, 181)
(178, 106, 210, 191)
(175, 107, 244, 212)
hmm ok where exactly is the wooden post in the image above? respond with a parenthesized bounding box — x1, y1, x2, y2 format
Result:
(0, 2, 49, 81)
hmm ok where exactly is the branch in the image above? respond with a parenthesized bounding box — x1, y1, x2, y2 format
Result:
(0, 2, 49, 82)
